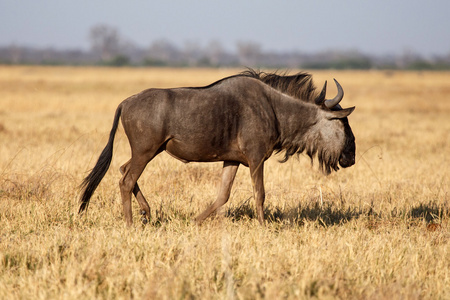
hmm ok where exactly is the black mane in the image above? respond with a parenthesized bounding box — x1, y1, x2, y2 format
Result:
(241, 69, 318, 103)
(189, 69, 319, 104)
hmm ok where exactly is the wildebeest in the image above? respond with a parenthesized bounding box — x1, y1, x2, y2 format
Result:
(79, 70, 355, 226)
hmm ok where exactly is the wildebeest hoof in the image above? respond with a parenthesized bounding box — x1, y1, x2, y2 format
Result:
(140, 210, 148, 224)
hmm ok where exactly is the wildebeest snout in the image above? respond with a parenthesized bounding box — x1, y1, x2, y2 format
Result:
(339, 152, 355, 168)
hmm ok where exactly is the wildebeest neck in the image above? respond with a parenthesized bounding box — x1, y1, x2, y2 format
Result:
(269, 92, 320, 161)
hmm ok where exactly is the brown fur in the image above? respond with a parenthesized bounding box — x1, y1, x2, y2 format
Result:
(79, 71, 355, 225)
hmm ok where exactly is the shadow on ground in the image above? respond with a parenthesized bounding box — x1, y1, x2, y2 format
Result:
(142, 196, 448, 227)
(226, 201, 364, 226)
(409, 202, 448, 223)
(224, 200, 449, 227)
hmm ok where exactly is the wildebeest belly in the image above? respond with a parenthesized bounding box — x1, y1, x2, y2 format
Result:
(164, 136, 247, 165)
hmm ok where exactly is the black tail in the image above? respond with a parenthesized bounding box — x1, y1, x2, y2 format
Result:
(79, 105, 122, 214)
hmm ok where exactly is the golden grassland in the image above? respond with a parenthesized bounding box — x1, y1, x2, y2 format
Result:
(0, 66, 448, 299)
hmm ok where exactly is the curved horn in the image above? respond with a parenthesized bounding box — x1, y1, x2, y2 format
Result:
(314, 80, 327, 105)
(324, 79, 344, 108)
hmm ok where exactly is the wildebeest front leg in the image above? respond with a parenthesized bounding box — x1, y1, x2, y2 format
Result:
(250, 161, 265, 225)
(120, 160, 151, 224)
(195, 161, 239, 224)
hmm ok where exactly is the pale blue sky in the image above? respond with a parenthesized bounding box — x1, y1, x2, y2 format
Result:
(1, 0, 449, 56)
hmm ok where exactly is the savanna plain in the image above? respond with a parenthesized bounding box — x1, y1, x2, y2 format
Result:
(0, 66, 448, 299)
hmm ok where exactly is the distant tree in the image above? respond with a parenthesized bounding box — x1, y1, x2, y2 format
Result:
(8, 44, 22, 64)
(89, 24, 122, 62)
(146, 39, 180, 65)
(106, 55, 130, 67)
(236, 41, 262, 66)
(205, 40, 226, 66)
(183, 40, 203, 66)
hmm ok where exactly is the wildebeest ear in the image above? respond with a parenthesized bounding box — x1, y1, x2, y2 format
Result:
(327, 106, 355, 119)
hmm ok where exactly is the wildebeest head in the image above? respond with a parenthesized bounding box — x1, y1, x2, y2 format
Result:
(314, 79, 356, 173)
(241, 69, 356, 174)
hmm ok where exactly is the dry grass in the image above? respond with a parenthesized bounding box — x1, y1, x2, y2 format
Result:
(0, 66, 449, 299)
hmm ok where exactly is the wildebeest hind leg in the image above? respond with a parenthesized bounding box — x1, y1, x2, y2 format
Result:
(120, 160, 150, 224)
(119, 152, 157, 226)
(195, 161, 239, 224)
